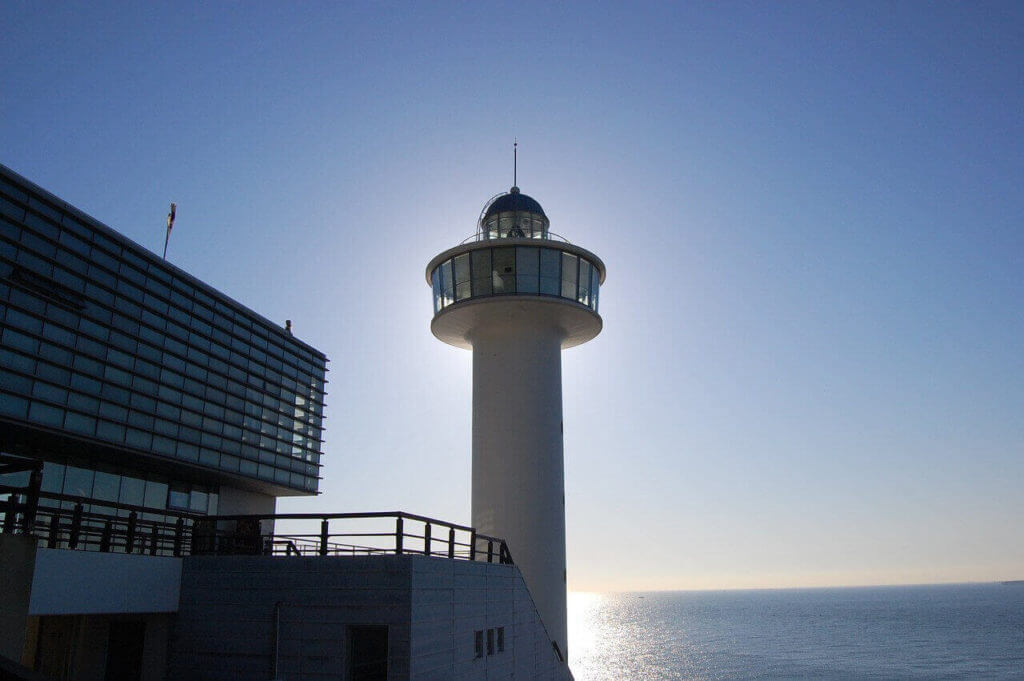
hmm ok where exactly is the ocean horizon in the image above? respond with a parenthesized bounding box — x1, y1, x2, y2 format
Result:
(568, 582, 1024, 680)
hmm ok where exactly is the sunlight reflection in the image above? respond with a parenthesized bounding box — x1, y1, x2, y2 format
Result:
(568, 591, 605, 665)
(567, 592, 713, 681)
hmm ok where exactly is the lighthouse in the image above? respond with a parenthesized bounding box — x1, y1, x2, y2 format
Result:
(426, 180, 605, 660)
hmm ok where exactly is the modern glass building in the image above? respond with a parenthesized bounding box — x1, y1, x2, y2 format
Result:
(0, 163, 328, 521)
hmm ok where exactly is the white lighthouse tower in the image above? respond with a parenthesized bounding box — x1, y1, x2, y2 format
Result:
(426, 176, 605, 660)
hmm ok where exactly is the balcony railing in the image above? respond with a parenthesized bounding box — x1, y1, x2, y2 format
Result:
(191, 512, 513, 564)
(1, 487, 201, 556)
(1, 487, 512, 565)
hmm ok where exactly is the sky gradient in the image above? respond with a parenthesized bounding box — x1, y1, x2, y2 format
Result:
(2, 2, 1021, 591)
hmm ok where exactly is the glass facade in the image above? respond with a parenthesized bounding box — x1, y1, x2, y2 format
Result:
(0, 459, 217, 518)
(430, 245, 601, 315)
(0, 164, 328, 494)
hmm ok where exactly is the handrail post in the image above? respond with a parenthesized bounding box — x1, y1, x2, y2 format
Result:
(69, 503, 83, 549)
(320, 518, 329, 556)
(2, 495, 18, 534)
(47, 513, 60, 548)
(126, 511, 137, 553)
(149, 523, 159, 555)
(500, 541, 510, 564)
(487, 539, 494, 563)
(100, 520, 112, 552)
(448, 527, 455, 559)
(395, 516, 403, 555)
(24, 467, 42, 533)
(423, 523, 431, 556)
(469, 530, 477, 561)
(173, 517, 184, 557)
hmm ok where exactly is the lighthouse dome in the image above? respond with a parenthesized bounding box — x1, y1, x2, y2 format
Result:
(479, 186, 550, 239)
(482, 187, 546, 219)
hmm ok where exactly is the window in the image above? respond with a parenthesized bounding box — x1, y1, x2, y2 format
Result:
(143, 480, 168, 510)
(431, 269, 441, 313)
(561, 252, 578, 299)
(539, 249, 560, 295)
(32, 381, 67, 404)
(96, 420, 125, 443)
(492, 248, 515, 293)
(516, 247, 539, 293)
(118, 476, 145, 507)
(474, 631, 483, 659)
(486, 628, 494, 656)
(453, 253, 471, 301)
(28, 401, 64, 427)
(578, 259, 592, 307)
(440, 260, 454, 307)
(167, 486, 190, 510)
(471, 250, 491, 296)
(497, 627, 504, 652)
(65, 409, 95, 436)
(92, 471, 120, 502)
(63, 466, 95, 498)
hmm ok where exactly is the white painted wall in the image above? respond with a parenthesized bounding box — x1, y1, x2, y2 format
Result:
(409, 557, 570, 681)
(470, 316, 569, 659)
(218, 485, 278, 535)
(29, 549, 182, 615)
(217, 485, 276, 515)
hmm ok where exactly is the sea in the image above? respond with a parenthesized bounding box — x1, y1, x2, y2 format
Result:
(567, 583, 1024, 681)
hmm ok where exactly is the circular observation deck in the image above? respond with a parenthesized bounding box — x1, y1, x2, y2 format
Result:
(426, 187, 605, 350)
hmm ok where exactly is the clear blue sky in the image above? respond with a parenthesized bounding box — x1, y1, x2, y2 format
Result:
(3, 2, 1021, 590)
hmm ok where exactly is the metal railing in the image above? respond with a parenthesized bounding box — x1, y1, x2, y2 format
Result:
(1, 488, 201, 557)
(191, 511, 514, 565)
(459, 230, 573, 245)
(1, 489, 513, 565)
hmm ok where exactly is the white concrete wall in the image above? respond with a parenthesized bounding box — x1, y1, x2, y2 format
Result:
(471, 318, 568, 658)
(218, 485, 278, 536)
(217, 485, 277, 515)
(409, 557, 569, 681)
(29, 549, 182, 615)
(169, 554, 568, 681)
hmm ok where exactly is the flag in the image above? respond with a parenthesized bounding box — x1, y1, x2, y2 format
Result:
(163, 203, 176, 258)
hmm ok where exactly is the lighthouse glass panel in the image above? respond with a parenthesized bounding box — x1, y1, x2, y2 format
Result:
(578, 260, 592, 307)
(492, 248, 515, 293)
(480, 211, 549, 240)
(539, 249, 560, 295)
(561, 253, 578, 299)
(430, 246, 600, 313)
(516, 247, 539, 294)
(471, 250, 491, 296)
(440, 260, 454, 306)
(454, 253, 471, 301)
(431, 269, 442, 313)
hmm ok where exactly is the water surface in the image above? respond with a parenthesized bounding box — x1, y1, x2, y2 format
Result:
(568, 584, 1024, 680)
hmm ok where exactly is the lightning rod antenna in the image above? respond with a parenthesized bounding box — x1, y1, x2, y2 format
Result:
(513, 138, 518, 188)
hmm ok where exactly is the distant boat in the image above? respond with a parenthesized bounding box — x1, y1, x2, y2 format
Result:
(1000, 580, 1024, 586)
